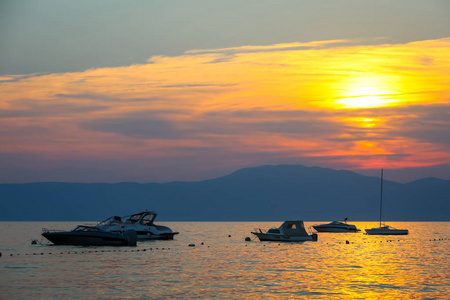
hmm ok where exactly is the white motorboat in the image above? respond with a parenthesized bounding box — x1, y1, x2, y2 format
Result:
(313, 218, 360, 232)
(96, 211, 179, 240)
(365, 169, 409, 235)
(251, 220, 318, 242)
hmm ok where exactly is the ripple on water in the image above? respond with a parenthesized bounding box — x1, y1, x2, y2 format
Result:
(0, 221, 449, 299)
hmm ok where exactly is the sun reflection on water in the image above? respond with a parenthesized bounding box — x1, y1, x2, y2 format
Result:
(0, 222, 449, 299)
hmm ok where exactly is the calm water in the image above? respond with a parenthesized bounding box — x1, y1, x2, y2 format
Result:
(0, 222, 449, 299)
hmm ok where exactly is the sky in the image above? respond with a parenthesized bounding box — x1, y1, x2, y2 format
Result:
(1, 0, 450, 183)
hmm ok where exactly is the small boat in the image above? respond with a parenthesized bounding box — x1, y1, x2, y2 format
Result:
(251, 220, 318, 242)
(313, 218, 360, 232)
(42, 225, 137, 246)
(96, 211, 179, 240)
(365, 225, 408, 235)
(365, 169, 409, 235)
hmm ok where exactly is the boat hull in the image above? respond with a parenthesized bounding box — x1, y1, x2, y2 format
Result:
(365, 229, 408, 235)
(135, 231, 179, 240)
(251, 232, 318, 242)
(313, 226, 359, 233)
(42, 232, 129, 246)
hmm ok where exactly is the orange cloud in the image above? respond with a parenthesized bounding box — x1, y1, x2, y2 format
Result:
(0, 38, 449, 182)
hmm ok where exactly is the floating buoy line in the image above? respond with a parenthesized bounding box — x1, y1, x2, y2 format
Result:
(1, 242, 214, 257)
(2, 247, 175, 257)
(1, 238, 448, 258)
(329, 238, 450, 245)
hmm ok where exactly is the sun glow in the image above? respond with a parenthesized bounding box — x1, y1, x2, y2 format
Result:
(335, 76, 400, 108)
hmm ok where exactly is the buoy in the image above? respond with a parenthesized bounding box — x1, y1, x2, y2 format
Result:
(201, 242, 204, 245)
(228, 235, 231, 237)
(345, 240, 350, 244)
(31, 240, 37, 245)
(189, 244, 195, 247)
(245, 237, 251, 241)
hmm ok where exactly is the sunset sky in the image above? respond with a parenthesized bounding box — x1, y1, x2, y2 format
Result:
(1, 0, 450, 183)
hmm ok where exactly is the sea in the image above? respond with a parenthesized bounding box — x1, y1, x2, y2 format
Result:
(0, 221, 449, 299)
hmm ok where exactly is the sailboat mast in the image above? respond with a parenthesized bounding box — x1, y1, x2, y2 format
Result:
(379, 169, 383, 228)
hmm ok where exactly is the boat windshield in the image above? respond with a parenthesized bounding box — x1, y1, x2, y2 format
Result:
(98, 216, 123, 226)
(126, 214, 142, 224)
(141, 213, 156, 225)
(73, 226, 100, 232)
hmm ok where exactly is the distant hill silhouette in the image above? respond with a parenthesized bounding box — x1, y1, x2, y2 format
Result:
(1, 165, 449, 221)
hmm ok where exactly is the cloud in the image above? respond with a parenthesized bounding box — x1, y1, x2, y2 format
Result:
(82, 118, 186, 140)
(1, 38, 449, 182)
(386, 104, 450, 145)
(54, 92, 162, 103)
(158, 83, 236, 88)
(0, 99, 108, 118)
(0, 73, 52, 83)
(184, 39, 366, 56)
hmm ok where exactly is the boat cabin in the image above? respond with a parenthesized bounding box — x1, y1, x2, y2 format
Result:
(279, 220, 310, 236)
(125, 211, 157, 226)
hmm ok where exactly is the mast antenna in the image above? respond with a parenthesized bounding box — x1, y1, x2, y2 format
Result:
(379, 169, 383, 228)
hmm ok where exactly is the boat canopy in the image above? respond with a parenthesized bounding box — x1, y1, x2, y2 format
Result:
(280, 221, 309, 236)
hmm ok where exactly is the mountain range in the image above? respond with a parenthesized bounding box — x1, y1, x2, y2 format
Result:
(1, 165, 449, 221)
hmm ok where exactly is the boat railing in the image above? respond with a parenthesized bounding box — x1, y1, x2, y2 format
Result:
(42, 228, 66, 233)
(253, 228, 267, 234)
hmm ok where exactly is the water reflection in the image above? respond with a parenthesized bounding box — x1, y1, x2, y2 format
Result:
(0, 222, 448, 299)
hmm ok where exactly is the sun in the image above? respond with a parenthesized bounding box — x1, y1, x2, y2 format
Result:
(336, 95, 387, 108)
(335, 76, 399, 108)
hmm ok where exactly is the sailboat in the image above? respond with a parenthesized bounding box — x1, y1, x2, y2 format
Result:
(365, 169, 409, 235)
